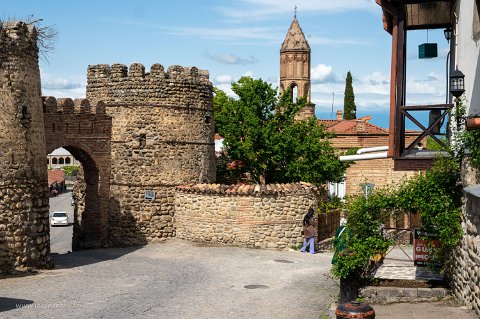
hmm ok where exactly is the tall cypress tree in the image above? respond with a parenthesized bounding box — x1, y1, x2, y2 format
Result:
(343, 71, 356, 120)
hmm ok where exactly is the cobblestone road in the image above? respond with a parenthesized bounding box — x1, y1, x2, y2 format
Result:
(0, 239, 337, 319)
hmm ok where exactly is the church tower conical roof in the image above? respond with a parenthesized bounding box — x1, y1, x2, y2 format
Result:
(281, 17, 311, 52)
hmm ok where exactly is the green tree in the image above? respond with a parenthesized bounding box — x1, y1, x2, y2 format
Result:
(214, 76, 347, 185)
(343, 71, 356, 120)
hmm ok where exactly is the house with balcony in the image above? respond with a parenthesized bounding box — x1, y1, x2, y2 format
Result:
(324, 110, 425, 198)
(377, 0, 480, 315)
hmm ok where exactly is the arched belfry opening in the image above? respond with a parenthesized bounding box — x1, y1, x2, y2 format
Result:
(279, 13, 315, 120)
(291, 83, 299, 102)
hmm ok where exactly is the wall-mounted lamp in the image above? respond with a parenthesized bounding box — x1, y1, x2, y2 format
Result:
(444, 27, 453, 42)
(450, 68, 465, 130)
(450, 68, 465, 98)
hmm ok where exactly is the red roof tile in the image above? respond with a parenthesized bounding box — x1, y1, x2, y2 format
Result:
(176, 182, 317, 195)
(48, 170, 65, 186)
(317, 119, 339, 128)
(320, 118, 389, 135)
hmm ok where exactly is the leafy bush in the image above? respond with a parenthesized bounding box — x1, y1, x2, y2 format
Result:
(331, 189, 393, 279)
(62, 165, 79, 176)
(332, 157, 462, 279)
(460, 128, 480, 168)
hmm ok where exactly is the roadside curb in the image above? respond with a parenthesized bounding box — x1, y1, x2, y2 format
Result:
(359, 286, 449, 304)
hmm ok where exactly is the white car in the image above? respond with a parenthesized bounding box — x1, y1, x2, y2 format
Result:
(50, 211, 68, 226)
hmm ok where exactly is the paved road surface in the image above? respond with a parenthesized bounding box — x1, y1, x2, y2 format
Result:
(49, 192, 74, 254)
(0, 240, 338, 319)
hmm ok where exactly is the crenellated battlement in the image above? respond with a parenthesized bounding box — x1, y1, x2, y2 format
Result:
(86, 62, 213, 107)
(87, 63, 209, 82)
(42, 96, 106, 114)
(0, 21, 38, 58)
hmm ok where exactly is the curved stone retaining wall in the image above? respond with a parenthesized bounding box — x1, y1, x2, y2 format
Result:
(447, 159, 480, 315)
(174, 183, 320, 250)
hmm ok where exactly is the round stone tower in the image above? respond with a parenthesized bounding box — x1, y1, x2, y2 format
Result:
(0, 21, 51, 270)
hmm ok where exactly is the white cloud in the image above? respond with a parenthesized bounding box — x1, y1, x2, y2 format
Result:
(112, 19, 368, 48)
(42, 76, 83, 90)
(311, 64, 335, 83)
(205, 52, 259, 65)
(406, 72, 445, 96)
(40, 70, 86, 98)
(215, 83, 236, 97)
(216, 0, 377, 21)
(243, 70, 254, 77)
(215, 75, 234, 84)
(156, 25, 279, 41)
(308, 35, 371, 46)
(42, 87, 86, 99)
(311, 70, 446, 114)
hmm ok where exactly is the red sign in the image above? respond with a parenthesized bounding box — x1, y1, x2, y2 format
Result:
(413, 229, 442, 266)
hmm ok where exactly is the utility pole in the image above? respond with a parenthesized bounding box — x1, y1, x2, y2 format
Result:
(331, 92, 335, 119)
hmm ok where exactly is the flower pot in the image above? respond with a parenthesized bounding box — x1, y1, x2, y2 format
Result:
(466, 117, 480, 130)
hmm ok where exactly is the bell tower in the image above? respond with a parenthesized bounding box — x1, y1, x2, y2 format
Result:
(280, 12, 315, 120)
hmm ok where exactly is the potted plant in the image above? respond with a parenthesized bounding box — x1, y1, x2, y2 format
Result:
(466, 115, 480, 130)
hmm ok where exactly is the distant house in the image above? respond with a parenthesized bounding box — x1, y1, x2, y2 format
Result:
(47, 147, 80, 169)
(48, 170, 66, 196)
(321, 110, 424, 198)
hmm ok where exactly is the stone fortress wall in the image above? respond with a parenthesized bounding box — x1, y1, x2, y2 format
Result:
(86, 63, 216, 245)
(0, 22, 52, 269)
(174, 183, 320, 249)
(447, 160, 480, 314)
(0, 20, 325, 272)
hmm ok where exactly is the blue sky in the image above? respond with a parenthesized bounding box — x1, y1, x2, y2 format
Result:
(4, 0, 450, 129)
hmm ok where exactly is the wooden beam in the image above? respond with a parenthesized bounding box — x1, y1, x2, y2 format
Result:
(400, 103, 453, 110)
(388, 13, 399, 158)
(402, 110, 448, 150)
(399, 0, 451, 4)
(394, 7, 406, 159)
(405, 23, 452, 30)
(378, 0, 399, 15)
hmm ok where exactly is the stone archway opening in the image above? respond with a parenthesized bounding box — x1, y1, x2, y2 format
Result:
(46, 145, 104, 253)
(47, 147, 76, 254)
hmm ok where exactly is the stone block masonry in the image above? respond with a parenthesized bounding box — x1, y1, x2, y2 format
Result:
(0, 22, 52, 270)
(174, 183, 320, 249)
(42, 97, 112, 250)
(86, 62, 216, 245)
(447, 158, 480, 316)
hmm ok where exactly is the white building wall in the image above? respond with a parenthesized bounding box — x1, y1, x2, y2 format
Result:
(456, 0, 480, 115)
(449, 1, 480, 316)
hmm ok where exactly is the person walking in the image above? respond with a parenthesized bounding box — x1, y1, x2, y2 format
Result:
(300, 208, 318, 254)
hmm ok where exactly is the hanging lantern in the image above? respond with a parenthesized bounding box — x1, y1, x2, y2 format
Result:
(419, 43, 438, 59)
(444, 27, 453, 42)
(419, 29, 438, 59)
(450, 68, 465, 98)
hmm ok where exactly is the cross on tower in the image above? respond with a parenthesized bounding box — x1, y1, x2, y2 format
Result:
(294, 5, 297, 18)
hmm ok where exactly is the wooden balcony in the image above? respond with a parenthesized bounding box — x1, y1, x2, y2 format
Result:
(377, 0, 455, 170)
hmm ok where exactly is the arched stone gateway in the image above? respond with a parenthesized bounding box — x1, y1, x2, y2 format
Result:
(0, 21, 215, 270)
(43, 97, 112, 249)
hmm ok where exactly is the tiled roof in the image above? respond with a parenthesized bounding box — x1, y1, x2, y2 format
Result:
(281, 17, 310, 51)
(320, 117, 389, 135)
(317, 119, 339, 128)
(48, 170, 65, 185)
(176, 182, 317, 195)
